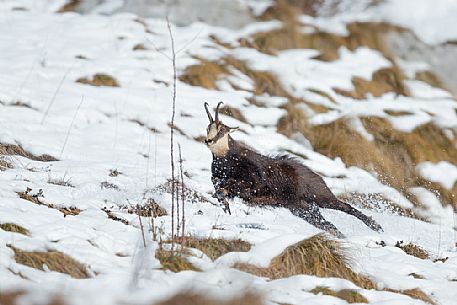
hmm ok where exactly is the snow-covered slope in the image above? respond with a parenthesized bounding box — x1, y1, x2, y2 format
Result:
(1, 1, 457, 304)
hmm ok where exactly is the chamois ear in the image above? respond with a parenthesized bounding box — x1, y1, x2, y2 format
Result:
(228, 126, 239, 133)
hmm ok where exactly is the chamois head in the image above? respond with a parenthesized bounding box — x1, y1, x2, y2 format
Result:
(204, 102, 237, 156)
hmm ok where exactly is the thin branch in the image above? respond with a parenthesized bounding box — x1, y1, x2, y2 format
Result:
(178, 143, 185, 241)
(59, 96, 84, 159)
(167, 15, 177, 248)
(41, 61, 75, 124)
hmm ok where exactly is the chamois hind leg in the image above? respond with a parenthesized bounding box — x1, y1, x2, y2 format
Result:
(321, 200, 383, 232)
(291, 203, 344, 238)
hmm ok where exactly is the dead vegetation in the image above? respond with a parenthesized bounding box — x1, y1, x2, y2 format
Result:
(338, 192, 425, 221)
(334, 66, 410, 99)
(10, 246, 88, 279)
(0, 223, 29, 235)
(154, 291, 263, 305)
(310, 286, 368, 303)
(180, 237, 251, 260)
(58, 0, 80, 12)
(101, 207, 129, 225)
(17, 188, 80, 217)
(278, 111, 457, 209)
(395, 241, 429, 259)
(127, 198, 168, 217)
(234, 234, 376, 289)
(155, 248, 199, 273)
(0, 156, 13, 170)
(153, 180, 213, 205)
(386, 288, 436, 305)
(415, 70, 448, 91)
(0, 143, 57, 162)
(76, 73, 119, 87)
(219, 105, 248, 124)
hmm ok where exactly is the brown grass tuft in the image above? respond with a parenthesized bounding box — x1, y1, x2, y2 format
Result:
(278, 109, 457, 208)
(219, 105, 248, 124)
(11, 246, 88, 278)
(386, 288, 436, 305)
(235, 234, 376, 289)
(0, 291, 25, 305)
(338, 192, 425, 221)
(58, 0, 80, 12)
(0, 223, 29, 235)
(310, 286, 368, 303)
(0, 156, 13, 170)
(76, 73, 119, 87)
(153, 291, 263, 305)
(17, 188, 80, 216)
(0, 143, 57, 162)
(155, 248, 199, 273)
(127, 198, 168, 217)
(334, 66, 410, 99)
(415, 70, 447, 91)
(178, 59, 228, 90)
(181, 237, 251, 260)
(133, 43, 147, 51)
(395, 241, 429, 259)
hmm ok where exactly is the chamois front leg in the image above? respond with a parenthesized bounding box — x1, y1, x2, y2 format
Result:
(212, 177, 232, 215)
(214, 187, 231, 215)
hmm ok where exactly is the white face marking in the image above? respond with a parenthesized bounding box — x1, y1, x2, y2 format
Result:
(208, 133, 229, 156)
(207, 124, 218, 140)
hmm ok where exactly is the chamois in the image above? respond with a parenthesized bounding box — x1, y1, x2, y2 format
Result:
(204, 102, 382, 237)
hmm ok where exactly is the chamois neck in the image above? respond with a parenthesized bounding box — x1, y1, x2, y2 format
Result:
(209, 134, 232, 157)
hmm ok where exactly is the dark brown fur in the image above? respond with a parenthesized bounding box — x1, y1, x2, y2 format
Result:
(205, 103, 382, 237)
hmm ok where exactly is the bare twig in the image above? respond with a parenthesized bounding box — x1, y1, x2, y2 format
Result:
(167, 15, 177, 248)
(178, 143, 185, 241)
(41, 61, 75, 124)
(138, 204, 146, 247)
(59, 96, 84, 159)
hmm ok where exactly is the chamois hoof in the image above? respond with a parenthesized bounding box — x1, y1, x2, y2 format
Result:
(223, 204, 231, 215)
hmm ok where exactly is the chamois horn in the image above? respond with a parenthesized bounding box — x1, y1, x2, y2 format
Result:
(204, 102, 213, 123)
(215, 101, 224, 123)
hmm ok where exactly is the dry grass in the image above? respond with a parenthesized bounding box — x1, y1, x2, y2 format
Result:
(338, 192, 426, 221)
(278, 110, 457, 208)
(235, 234, 376, 289)
(219, 105, 248, 124)
(153, 291, 263, 305)
(133, 43, 147, 51)
(101, 207, 129, 225)
(395, 241, 429, 259)
(0, 156, 13, 170)
(0, 143, 57, 162)
(181, 237, 251, 260)
(17, 188, 80, 216)
(155, 248, 199, 273)
(76, 73, 119, 87)
(153, 180, 213, 205)
(127, 198, 168, 217)
(334, 66, 410, 99)
(415, 70, 448, 91)
(178, 58, 228, 90)
(0, 223, 29, 235)
(11, 246, 88, 279)
(386, 288, 436, 305)
(310, 286, 368, 303)
(58, 0, 80, 12)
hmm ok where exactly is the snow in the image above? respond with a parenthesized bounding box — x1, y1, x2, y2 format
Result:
(417, 161, 457, 190)
(0, 1, 457, 305)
